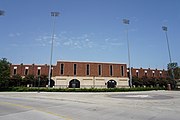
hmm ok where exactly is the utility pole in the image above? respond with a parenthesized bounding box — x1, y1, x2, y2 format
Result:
(123, 19, 132, 88)
(48, 12, 60, 87)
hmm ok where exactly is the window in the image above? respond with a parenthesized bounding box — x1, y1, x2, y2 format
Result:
(110, 65, 113, 76)
(37, 67, 41, 76)
(50, 68, 53, 77)
(144, 70, 147, 77)
(24, 67, 29, 75)
(160, 71, 162, 77)
(25, 69, 28, 75)
(136, 70, 139, 77)
(86, 64, 90, 75)
(74, 64, 77, 75)
(98, 65, 102, 76)
(13, 67, 17, 75)
(152, 71, 155, 77)
(60, 64, 64, 75)
(37, 69, 41, 76)
(121, 66, 124, 76)
(13, 69, 17, 75)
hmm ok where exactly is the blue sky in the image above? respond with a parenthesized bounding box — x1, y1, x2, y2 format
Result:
(0, 0, 179, 69)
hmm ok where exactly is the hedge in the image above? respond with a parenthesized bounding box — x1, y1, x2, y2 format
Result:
(0, 87, 165, 92)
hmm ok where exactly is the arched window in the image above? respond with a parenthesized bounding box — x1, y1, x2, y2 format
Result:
(107, 80, 117, 88)
(69, 79, 80, 88)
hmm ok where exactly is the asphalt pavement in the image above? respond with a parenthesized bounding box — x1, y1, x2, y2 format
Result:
(0, 91, 180, 120)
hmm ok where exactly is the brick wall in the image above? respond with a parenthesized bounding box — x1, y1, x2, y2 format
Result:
(131, 68, 167, 78)
(10, 61, 167, 79)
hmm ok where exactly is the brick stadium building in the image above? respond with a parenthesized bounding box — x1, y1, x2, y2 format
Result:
(130, 68, 167, 78)
(10, 61, 167, 88)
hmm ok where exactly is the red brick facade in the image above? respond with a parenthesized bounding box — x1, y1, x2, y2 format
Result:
(10, 61, 127, 78)
(130, 68, 167, 78)
(10, 61, 167, 78)
(9, 61, 168, 88)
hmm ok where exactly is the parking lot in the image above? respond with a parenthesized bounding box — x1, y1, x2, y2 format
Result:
(0, 90, 180, 120)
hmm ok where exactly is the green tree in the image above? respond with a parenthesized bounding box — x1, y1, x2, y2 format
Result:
(156, 78, 168, 87)
(142, 76, 151, 87)
(148, 77, 157, 87)
(9, 74, 22, 87)
(173, 67, 180, 79)
(167, 62, 179, 79)
(39, 75, 48, 87)
(23, 74, 35, 87)
(132, 76, 143, 87)
(33, 75, 48, 87)
(0, 58, 11, 88)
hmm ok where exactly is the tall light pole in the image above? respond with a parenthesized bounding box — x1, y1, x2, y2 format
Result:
(123, 19, 132, 88)
(162, 26, 175, 86)
(48, 12, 60, 87)
(0, 10, 5, 16)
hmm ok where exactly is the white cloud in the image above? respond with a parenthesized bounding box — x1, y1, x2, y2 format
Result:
(9, 32, 21, 37)
(35, 32, 124, 49)
(58, 32, 96, 49)
(35, 34, 60, 47)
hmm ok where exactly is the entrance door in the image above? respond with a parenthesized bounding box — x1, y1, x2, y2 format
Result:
(107, 80, 117, 88)
(69, 79, 80, 88)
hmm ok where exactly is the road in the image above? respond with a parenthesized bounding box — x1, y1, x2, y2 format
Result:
(0, 91, 180, 120)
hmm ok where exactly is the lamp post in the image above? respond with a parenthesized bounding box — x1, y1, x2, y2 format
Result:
(0, 10, 5, 16)
(48, 12, 59, 88)
(123, 19, 132, 88)
(162, 26, 175, 87)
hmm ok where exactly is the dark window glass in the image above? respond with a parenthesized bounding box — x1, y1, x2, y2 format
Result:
(121, 66, 124, 76)
(145, 72, 147, 77)
(50, 69, 53, 77)
(25, 69, 28, 75)
(136, 72, 139, 77)
(110, 65, 113, 76)
(152, 73, 155, 77)
(98, 65, 102, 76)
(38, 69, 41, 76)
(86, 64, 90, 75)
(74, 64, 77, 75)
(13, 69, 17, 75)
(60, 64, 64, 75)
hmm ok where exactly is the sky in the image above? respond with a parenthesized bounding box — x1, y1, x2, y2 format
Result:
(0, 0, 179, 69)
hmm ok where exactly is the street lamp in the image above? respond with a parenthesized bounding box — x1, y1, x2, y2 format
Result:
(48, 12, 60, 88)
(0, 10, 5, 16)
(162, 26, 175, 86)
(123, 19, 132, 88)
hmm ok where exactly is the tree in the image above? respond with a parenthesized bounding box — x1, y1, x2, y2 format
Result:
(142, 76, 152, 87)
(156, 78, 168, 87)
(9, 74, 23, 87)
(33, 75, 48, 87)
(0, 58, 11, 88)
(39, 75, 48, 87)
(23, 74, 36, 87)
(132, 76, 143, 87)
(167, 62, 179, 79)
(148, 77, 157, 87)
(173, 67, 180, 79)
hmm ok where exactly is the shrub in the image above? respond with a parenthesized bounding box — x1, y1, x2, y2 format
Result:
(0, 87, 165, 92)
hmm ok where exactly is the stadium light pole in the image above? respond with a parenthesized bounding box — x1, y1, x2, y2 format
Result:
(0, 10, 5, 16)
(162, 26, 175, 86)
(48, 12, 60, 88)
(123, 19, 132, 88)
